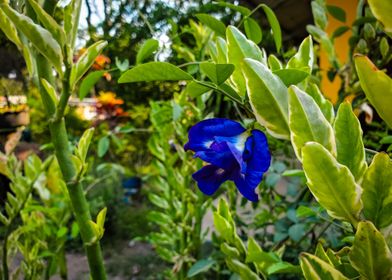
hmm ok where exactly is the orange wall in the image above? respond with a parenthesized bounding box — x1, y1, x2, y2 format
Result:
(320, 0, 357, 103)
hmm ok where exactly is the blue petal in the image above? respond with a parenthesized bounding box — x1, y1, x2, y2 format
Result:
(184, 118, 246, 152)
(234, 174, 259, 202)
(242, 129, 271, 189)
(194, 141, 238, 170)
(192, 165, 231, 195)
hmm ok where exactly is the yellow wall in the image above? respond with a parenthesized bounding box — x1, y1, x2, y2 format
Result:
(320, 0, 357, 103)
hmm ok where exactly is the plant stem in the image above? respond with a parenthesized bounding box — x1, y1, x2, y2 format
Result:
(36, 55, 107, 279)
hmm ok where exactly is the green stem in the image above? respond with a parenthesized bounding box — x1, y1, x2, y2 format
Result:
(36, 56, 106, 279)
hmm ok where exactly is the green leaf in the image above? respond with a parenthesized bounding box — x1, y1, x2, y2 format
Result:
(332, 26, 350, 39)
(216, 37, 228, 64)
(306, 25, 337, 67)
(115, 57, 129, 72)
(221, 243, 241, 258)
(361, 153, 392, 229)
(1, 3, 63, 74)
(77, 128, 94, 162)
(185, 81, 211, 98)
(349, 221, 392, 280)
(296, 205, 316, 218)
(226, 25, 263, 97)
(300, 253, 349, 280)
(311, 1, 328, 29)
(244, 17, 262, 44)
(40, 78, 58, 115)
(287, 36, 314, 73)
(64, 0, 82, 48)
(0, 8, 21, 48)
(242, 58, 290, 139)
(96, 207, 107, 233)
(79, 70, 105, 100)
(306, 83, 334, 123)
(327, 5, 346, 22)
(213, 212, 233, 242)
(118, 62, 193, 83)
(196, 13, 226, 37)
(268, 54, 283, 71)
(380, 37, 389, 58)
(355, 55, 392, 128)
(187, 259, 216, 278)
(368, 0, 392, 33)
(273, 69, 309, 86)
(215, 2, 251, 15)
(288, 224, 306, 242)
(70, 40, 107, 88)
(56, 227, 68, 239)
(27, 0, 66, 46)
(334, 103, 367, 181)
(288, 85, 336, 159)
(267, 262, 300, 275)
(226, 259, 260, 280)
(148, 193, 169, 209)
(200, 62, 235, 85)
(302, 142, 362, 225)
(136, 38, 159, 64)
(97, 136, 110, 158)
(260, 4, 282, 52)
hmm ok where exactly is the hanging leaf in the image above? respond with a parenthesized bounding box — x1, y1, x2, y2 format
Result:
(288, 86, 336, 159)
(260, 4, 282, 52)
(196, 14, 226, 37)
(361, 153, 392, 229)
(349, 221, 392, 280)
(0, 8, 21, 48)
(302, 142, 362, 225)
(97, 136, 110, 158)
(136, 39, 159, 64)
(79, 70, 106, 100)
(355, 55, 392, 128)
(118, 62, 193, 83)
(242, 58, 290, 139)
(244, 17, 262, 44)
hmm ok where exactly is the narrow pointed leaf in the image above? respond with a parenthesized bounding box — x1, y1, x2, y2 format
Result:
(334, 102, 367, 181)
(355, 55, 392, 128)
(361, 153, 392, 229)
(0, 8, 22, 48)
(302, 142, 362, 225)
(300, 253, 348, 280)
(119, 62, 193, 83)
(306, 83, 334, 123)
(227, 25, 263, 97)
(64, 0, 82, 48)
(79, 70, 105, 100)
(27, 0, 66, 46)
(289, 86, 336, 159)
(261, 4, 282, 52)
(70, 40, 107, 87)
(349, 221, 392, 280)
(1, 3, 63, 74)
(243, 58, 290, 139)
(77, 128, 94, 162)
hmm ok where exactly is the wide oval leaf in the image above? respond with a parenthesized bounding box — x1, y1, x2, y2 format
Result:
(302, 142, 362, 225)
(289, 86, 335, 159)
(118, 62, 193, 83)
(334, 102, 367, 181)
(355, 55, 392, 128)
(361, 153, 392, 229)
(348, 221, 392, 280)
(368, 0, 392, 33)
(243, 58, 290, 139)
(196, 14, 226, 37)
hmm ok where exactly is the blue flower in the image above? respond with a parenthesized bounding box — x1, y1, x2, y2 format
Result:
(184, 118, 271, 201)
